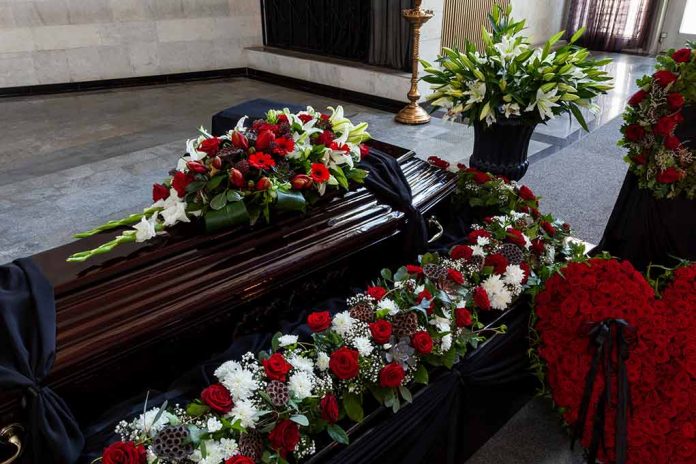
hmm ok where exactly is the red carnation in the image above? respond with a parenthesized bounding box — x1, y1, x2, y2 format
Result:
(427, 155, 450, 170)
(310, 163, 330, 183)
(656, 167, 684, 184)
(628, 89, 648, 107)
(171, 171, 195, 197)
(520, 262, 531, 284)
(152, 183, 170, 202)
(468, 229, 492, 244)
(664, 135, 681, 150)
(268, 419, 300, 458)
(518, 185, 536, 201)
(379, 362, 405, 388)
(506, 228, 527, 248)
(262, 353, 292, 382)
(320, 394, 339, 424)
(531, 238, 545, 255)
(417, 289, 432, 304)
(484, 253, 509, 274)
(272, 137, 295, 156)
(654, 115, 678, 137)
(541, 221, 556, 237)
(367, 286, 387, 301)
(455, 307, 473, 327)
(307, 311, 331, 332)
(672, 47, 693, 63)
(329, 346, 360, 380)
(369, 319, 393, 344)
(102, 441, 146, 464)
(448, 268, 465, 284)
(359, 143, 370, 159)
(451, 244, 474, 260)
(316, 130, 335, 147)
(653, 70, 678, 87)
(667, 93, 685, 110)
(198, 137, 221, 156)
(411, 331, 433, 354)
(225, 456, 255, 464)
(200, 383, 233, 414)
(256, 129, 276, 151)
(473, 286, 491, 310)
(406, 264, 423, 274)
(248, 152, 276, 170)
(472, 171, 491, 184)
(632, 151, 647, 165)
(624, 124, 645, 142)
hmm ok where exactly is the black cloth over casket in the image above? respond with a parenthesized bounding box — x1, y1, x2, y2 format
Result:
(595, 106, 696, 271)
(81, 295, 532, 464)
(0, 259, 84, 464)
(211, 98, 305, 136)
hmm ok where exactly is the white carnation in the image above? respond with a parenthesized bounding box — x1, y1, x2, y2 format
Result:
(353, 336, 374, 356)
(215, 361, 257, 401)
(503, 264, 525, 286)
(288, 371, 315, 400)
(132, 408, 175, 437)
(482, 275, 513, 310)
(331, 311, 355, 336)
(230, 400, 261, 428)
(476, 236, 490, 246)
(441, 334, 453, 352)
(219, 438, 239, 459)
(316, 352, 330, 371)
(206, 417, 223, 433)
(429, 315, 450, 333)
(377, 298, 399, 316)
(278, 334, 298, 347)
(471, 245, 486, 257)
(288, 354, 314, 372)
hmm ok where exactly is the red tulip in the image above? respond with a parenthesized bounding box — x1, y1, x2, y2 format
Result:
(230, 131, 249, 150)
(228, 168, 245, 188)
(290, 174, 313, 190)
(256, 177, 272, 191)
(210, 156, 222, 169)
(187, 161, 208, 174)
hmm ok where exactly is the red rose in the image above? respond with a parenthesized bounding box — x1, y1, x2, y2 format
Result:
(198, 137, 221, 156)
(624, 124, 645, 142)
(417, 289, 432, 304)
(411, 331, 433, 354)
(518, 185, 536, 201)
(262, 353, 292, 381)
(320, 394, 339, 424)
(102, 441, 146, 464)
(656, 167, 684, 184)
(359, 143, 370, 159)
(201, 383, 233, 413)
(256, 129, 276, 151)
(427, 155, 450, 170)
(316, 130, 335, 147)
(506, 228, 527, 248)
(653, 70, 678, 87)
(225, 456, 255, 464)
(248, 152, 276, 170)
(256, 177, 272, 191)
(632, 151, 647, 165)
(664, 135, 681, 150)
(273, 137, 295, 156)
(152, 183, 169, 202)
(520, 262, 531, 284)
(366, 286, 387, 301)
(484, 253, 509, 274)
(667, 93, 685, 110)
(455, 307, 472, 327)
(628, 89, 648, 107)
(672, 47, 693, 63)
(448, 268, 464, 284)
(231, 131, 249, 150)
(451, 245, 473, 260)
(310, 163, 330, 183)
(187, 160, 208, 174)
(406, 264, 423, 274)
(307, 311, 331, 332)
(268, 419, 300, 458)
(654, 116, 678, 137)
(171, 171, 195, 197)
(379, 362, 405, 388)
(473, 286, 491, 310)
(541, 221, 556, 237)
(369, 319, 392, 344)
(329, 346, 360, 379)
(468, 229, 491, 244)
(472, 171, 491, 184)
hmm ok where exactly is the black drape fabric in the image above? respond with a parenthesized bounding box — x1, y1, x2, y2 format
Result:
(368, 0, 413, 71)
(359, 149, 428, 257)
(211, 98, 306, 136)
(0, 258, 84, 464)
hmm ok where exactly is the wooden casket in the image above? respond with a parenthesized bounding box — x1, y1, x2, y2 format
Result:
(0, 141, 456, 448)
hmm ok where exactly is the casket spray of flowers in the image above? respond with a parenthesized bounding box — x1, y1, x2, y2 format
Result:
(421, 4, 612, 129)
(621, 43, 696, 199)
(68, 106, 370, 262)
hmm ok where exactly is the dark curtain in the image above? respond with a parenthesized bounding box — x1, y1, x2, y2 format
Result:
(368, 0, 413, 71)
(565, 0, 658, 51)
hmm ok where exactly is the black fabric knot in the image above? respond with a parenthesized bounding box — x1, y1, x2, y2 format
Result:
(572, 318, 636, 464)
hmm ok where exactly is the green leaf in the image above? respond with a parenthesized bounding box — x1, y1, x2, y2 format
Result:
(569, 104, 589, 132)
(187, 402, 209, 417)
(346, 168, 368, 183)
(206, 175, 226, 190)
(381, 268, 393, 281)
(276, 190, 306, 213)
(399, 385, 413, 403)
(186, 180, 207, 193)
(210, 191, 228, 210)
(331, 167, 349, 190)
(569, 26, 586, 44)
(204, 200, 250, 233)
(327, 424, 350, 445)
(227, 190, 243, 202)
(414, 364, 429, 384)
(290, 415, 309, 426)
(442, 346, 457, 369)
(343, 393, 364, 422)
(547, 30, 565, 47)
(271, 332, 283, 351)
(393, 266, 409, 282)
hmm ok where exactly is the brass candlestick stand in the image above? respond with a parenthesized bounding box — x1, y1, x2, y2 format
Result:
(395, 0, 434, 125)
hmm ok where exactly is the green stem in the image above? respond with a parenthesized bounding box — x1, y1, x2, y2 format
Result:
(67, 231, 137, 263)
(73, 207, 162, 238)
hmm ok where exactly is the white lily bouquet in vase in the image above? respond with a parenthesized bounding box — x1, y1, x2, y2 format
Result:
(422, 4, 613, 180)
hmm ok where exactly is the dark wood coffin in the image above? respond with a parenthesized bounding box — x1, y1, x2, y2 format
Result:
(0, 141, 456, 435)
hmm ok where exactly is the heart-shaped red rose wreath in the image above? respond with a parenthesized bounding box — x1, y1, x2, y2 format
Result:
(534, 258, 695, 464)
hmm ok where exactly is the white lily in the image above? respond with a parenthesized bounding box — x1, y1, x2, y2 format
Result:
(464, 81, 487, 105)
(494, 34, 527, 61)
(526, 87, 560, 121)
(502, 102, 521, 118)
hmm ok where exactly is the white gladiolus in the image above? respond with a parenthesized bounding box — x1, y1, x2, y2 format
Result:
(133, 215, 157, 242)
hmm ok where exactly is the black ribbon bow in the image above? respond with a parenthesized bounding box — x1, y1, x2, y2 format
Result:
(572, 318, 636, 464)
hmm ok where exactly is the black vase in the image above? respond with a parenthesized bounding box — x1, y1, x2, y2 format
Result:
(469, 119, 536, 181)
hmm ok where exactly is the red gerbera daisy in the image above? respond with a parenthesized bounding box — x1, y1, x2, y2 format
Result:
(310, 163, 330, 183)
(273, 137, 295, 156)
(248, 152, 276, 170)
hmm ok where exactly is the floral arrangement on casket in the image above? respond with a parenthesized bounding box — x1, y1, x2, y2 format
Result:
(532, 258, 696, 464)
(67, 106, 370, 262)
(621, 43, 696, 199)
(96, 171, 576, 464)
(421, 4, 612, 129)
